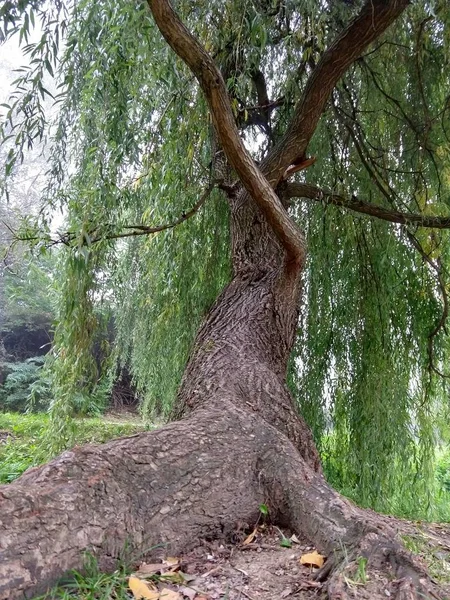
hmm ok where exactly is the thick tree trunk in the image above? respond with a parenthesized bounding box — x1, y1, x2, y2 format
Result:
(0, 196, 442, 600)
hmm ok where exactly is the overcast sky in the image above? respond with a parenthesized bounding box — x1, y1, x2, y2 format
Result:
(0, 27, 56, 214)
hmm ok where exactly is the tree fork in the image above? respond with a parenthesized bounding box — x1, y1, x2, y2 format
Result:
(1, 0, 442, 598)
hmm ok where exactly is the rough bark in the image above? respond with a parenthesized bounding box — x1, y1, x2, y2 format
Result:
(0, 194, 442, 599)
(0, 1, 441, 599)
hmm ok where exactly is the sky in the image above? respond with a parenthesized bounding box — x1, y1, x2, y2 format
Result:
(0, 26, 54, 217)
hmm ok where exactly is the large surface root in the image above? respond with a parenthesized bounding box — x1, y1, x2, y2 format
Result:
(0, 404, 446, 599)
(323, 534, 441, 599)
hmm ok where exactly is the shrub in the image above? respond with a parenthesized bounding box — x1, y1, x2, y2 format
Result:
(0, 357, 51, 412)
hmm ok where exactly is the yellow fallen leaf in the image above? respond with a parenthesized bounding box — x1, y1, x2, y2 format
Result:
(159, 588, 181, 600)
(163, 557, 180, 567)
(242, 527, 258, 545)
(300, 550, 325, 568)
(129, 575, 160, 599)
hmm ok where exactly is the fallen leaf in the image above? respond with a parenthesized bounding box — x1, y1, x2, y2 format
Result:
(242, 527, 258, 545)
(300, 550, 325, 568)
(290, 534, 301, 544)
(159, 588, 181, 600)
(129, 575, 160, 599)
(137, 563, 164, 575)
(179, 586, 197, 600)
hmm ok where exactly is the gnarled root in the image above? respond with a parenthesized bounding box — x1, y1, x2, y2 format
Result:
(0, 403, 446, 599)
(323, 534, 441, 599)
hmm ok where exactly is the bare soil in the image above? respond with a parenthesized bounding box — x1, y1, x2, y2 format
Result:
(141, 522, 450, 600)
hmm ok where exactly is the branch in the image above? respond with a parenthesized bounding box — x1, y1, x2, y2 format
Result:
(261, 0, 410, 187)
(99, 182, 216, 242)
(286, 182, 450, 229)
(288, 181, 450, 379)
(13, 183, 216, 248)
(146, 0, 305, 264)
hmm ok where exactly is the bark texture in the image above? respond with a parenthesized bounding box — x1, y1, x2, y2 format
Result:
(0, 196, 441, 599)
(1, 1, 439, 598)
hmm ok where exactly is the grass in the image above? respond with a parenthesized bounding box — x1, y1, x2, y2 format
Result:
(401, 532, 450, 585)
(1, 411, 450, 598)
(0, 411, 149, 483)
(33, 554, 133, 600)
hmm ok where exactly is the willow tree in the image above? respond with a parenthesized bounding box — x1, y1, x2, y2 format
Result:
(1, 0, 450, 597)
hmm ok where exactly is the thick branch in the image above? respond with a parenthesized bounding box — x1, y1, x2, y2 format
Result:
(261, 0, 410, 186)
(286, 182, 450, 229)
(146, 0, 304, 263)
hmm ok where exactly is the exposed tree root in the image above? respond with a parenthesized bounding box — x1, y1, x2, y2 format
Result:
(0, 402, 445, 599)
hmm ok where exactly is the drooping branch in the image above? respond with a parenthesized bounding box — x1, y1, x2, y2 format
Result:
(406, 231, 450, 379)
(286, 182, 450, 229)
(98, 181, 216, 242)
(288, 180, 450, 379)
(146, 0, 305, 264)
(10, 183, 217, 249)
(261, 0, 410, 186)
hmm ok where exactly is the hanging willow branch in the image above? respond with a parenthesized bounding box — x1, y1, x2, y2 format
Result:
(406, 230, 450, 378)
(9, 182, 217, 248)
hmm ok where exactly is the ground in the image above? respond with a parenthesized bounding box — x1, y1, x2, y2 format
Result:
(2, 410, 450, 599)
(40, 520, 450, 599)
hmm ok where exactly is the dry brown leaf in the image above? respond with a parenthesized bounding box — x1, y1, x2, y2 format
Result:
(159, 587, 181, 600)
(242, 527, 258, 545)
(178, 572, 197, 583)
(299, 550, 325, 568)
(129, 575, 160, 599)
(179, 586, 197, 600)
(137, 563, 164, 575)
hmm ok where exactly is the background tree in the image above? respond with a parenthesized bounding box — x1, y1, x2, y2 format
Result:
(1, 0, 450, 598)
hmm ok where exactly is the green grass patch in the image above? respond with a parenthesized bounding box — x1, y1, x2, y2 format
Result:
(33, 554, 133, 600)
(401, 532, 450, 585)
(0, 412, 149, 484)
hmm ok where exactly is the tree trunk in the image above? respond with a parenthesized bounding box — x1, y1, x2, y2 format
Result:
(0, 195, 442, 600)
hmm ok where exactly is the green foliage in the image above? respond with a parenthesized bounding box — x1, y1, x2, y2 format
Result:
(33, 553, 133, 600)
(1, 255, 55, 329)
(0, 411, 148, 483)
(436, 450, 450, 493)
(1, 0, 450, 515)
(321, 431, 450, 522)
(0, 357, 50, 412)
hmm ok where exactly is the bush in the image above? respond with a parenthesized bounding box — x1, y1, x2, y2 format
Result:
(436, 450, 450, 493)
(0, 357, 51, 412)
